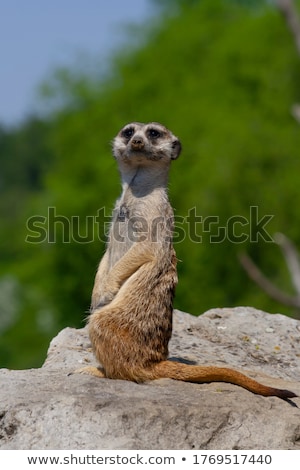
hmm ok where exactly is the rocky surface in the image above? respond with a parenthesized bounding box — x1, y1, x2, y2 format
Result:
(0, 307, 299, 449)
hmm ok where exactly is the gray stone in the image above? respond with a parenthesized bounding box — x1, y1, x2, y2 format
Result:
(0, 307, 299, 449)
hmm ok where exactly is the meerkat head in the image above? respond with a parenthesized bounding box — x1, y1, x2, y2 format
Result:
(113, 122, 181, 165)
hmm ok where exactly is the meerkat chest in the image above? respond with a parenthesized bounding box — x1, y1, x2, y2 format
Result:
(110, 197, 149, 248)
(107, 196, 146, 268)
(107, 190, 173, 269)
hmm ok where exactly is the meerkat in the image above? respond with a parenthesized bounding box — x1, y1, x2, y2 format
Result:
(81, 122, 296, 401)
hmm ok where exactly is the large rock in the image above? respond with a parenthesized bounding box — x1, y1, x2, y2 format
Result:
(0, 307, 299, 449)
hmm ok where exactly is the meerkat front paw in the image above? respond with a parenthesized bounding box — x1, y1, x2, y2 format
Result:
(91, 285, 119, 311)
(91, 295, 114, 311)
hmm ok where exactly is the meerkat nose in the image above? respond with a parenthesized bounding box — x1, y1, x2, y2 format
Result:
(131, 137, 145, 150)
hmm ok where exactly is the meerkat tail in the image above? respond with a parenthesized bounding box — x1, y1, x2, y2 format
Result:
(147, 361, 297, 399)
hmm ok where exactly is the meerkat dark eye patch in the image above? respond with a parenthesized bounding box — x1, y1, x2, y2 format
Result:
(148, 128, 162, 139)
(122, 127, 135, 139)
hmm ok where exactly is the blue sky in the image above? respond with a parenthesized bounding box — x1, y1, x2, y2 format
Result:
(0, 0, 153, 126)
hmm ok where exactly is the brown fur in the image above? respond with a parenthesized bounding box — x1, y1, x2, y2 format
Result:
(84, 122, 296, 401)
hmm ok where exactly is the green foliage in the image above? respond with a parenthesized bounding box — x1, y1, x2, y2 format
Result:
(1, 0, 300, 368)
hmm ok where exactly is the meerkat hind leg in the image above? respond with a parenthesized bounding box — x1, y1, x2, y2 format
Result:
(71, 365, 105, 378)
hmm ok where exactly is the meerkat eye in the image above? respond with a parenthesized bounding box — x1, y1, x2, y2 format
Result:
(148, 128, 161, 139)
(122, 127, 134, 139)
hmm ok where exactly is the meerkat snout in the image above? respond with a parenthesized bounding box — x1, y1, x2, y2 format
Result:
(131, 135, 145, 150)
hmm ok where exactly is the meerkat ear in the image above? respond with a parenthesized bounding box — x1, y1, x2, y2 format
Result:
(171, 139, 181, 160)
